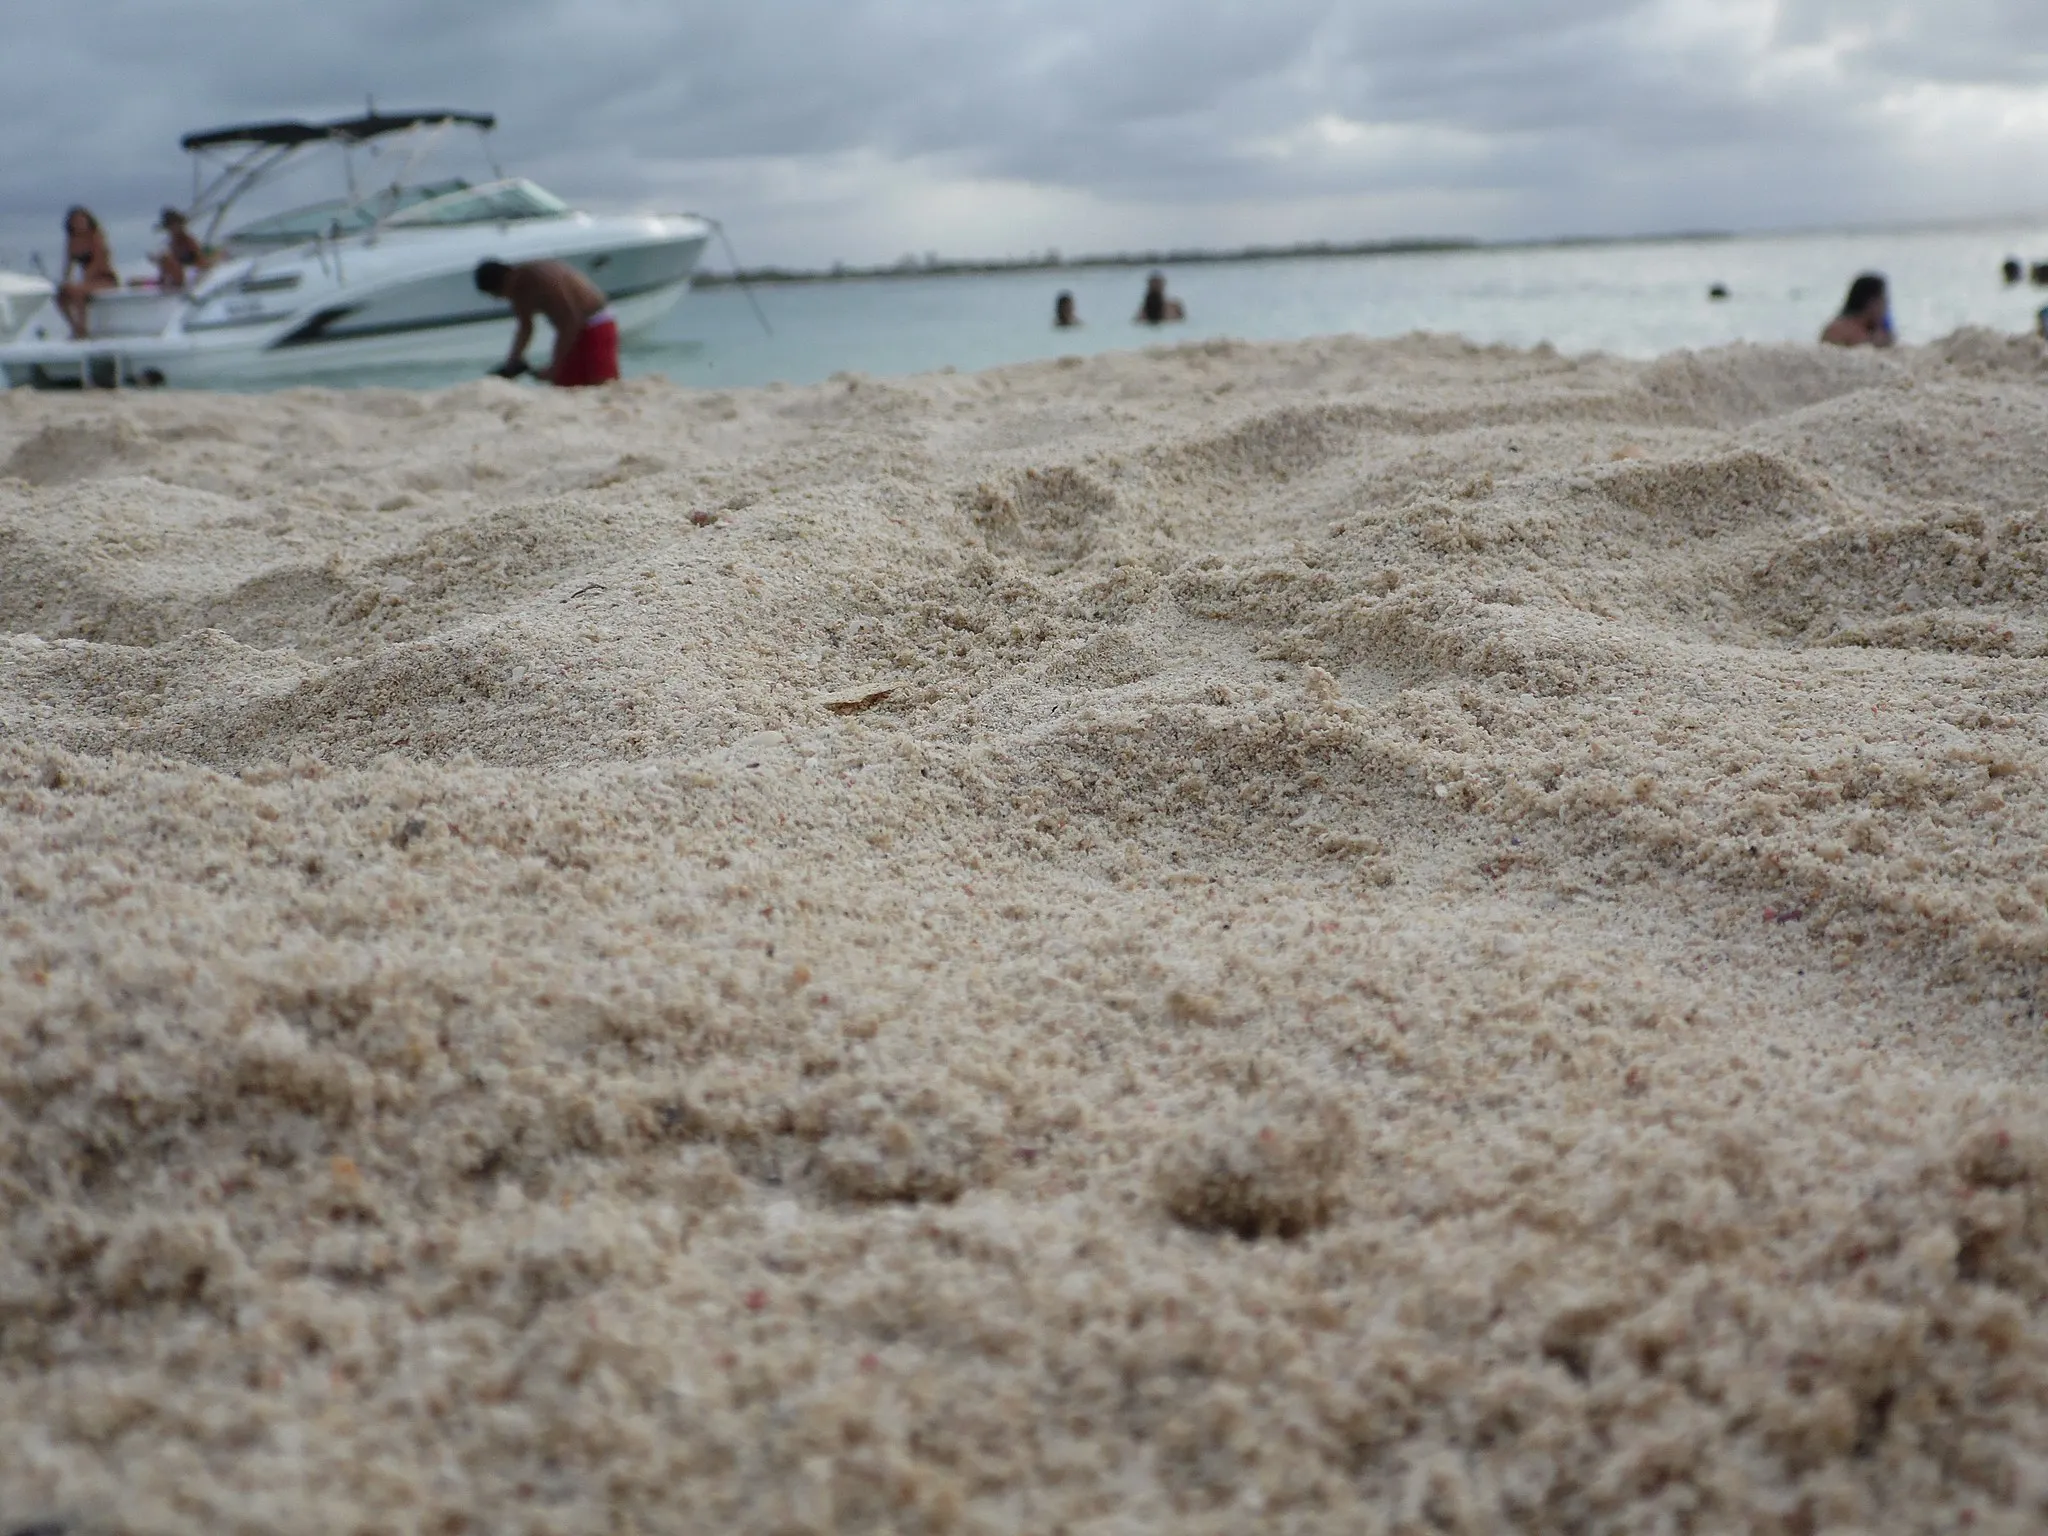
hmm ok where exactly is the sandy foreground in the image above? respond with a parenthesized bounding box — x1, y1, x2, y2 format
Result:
(3, 331, 2048, 1534)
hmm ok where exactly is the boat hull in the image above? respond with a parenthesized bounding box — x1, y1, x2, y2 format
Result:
(0, 273, 54, 345)
(2, 222, 707, 389)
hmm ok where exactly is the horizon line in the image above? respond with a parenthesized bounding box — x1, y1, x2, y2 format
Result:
(692, 207, 2048, 288)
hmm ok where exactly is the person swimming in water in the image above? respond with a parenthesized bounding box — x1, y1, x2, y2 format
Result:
(1135, 272, 1185, 325)
(56, 206, 118, 340)
(1054, 291, 1080, 328)
(1820, 273, 1894, 348)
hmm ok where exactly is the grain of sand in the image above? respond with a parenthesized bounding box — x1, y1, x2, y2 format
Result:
(5, 330, 2048, 1534)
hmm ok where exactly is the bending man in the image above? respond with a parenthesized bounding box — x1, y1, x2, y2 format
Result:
(474, 259, 620, 386)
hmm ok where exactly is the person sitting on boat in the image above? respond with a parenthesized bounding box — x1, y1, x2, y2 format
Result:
(1135, 271, 1186, 325)
(1820, 273, 1894, 348)
(56, 206, 118, 340)
(152, 208, 214, 290)
(475, 258, 618, 386)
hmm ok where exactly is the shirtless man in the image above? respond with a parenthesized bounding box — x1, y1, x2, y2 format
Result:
(474, 258, 619, 386)
(57, 206, 119, 340)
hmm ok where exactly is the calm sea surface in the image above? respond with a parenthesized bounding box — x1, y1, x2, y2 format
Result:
(326, 221, 2048, 391)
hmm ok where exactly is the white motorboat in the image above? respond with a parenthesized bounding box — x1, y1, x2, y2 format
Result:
(0, 110, 712, 389)
(0, 270, 53, 345)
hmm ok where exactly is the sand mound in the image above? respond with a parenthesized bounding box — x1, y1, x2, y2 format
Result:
(4, 417, 163, 485)
(5, 331, 2048, 1533)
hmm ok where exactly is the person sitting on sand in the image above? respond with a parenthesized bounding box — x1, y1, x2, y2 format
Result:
(57, 205, 118, 340)
(1820, 273, 1894, 348)
(475, 258, 619, 387)
(1135, 272, 1186, 325)
(1054, 291, 1080, 328)
(152, 208, 214, 290)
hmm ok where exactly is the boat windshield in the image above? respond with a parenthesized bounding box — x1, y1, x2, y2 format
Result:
(227, 181, 470, 247)
(384, 179, 571, 228)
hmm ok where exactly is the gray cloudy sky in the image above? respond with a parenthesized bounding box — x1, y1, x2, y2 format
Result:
(4, 1, 2047, 271)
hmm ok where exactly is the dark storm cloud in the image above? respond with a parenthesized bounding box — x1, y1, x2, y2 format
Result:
(2, 1, 2044, 268)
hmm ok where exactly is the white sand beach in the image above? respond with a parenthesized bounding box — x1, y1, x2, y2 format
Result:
(5, 330, 2048, 1533)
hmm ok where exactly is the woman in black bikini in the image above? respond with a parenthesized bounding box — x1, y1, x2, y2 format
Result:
(154, 208, 213, 290)
(57, 206, 118, 340)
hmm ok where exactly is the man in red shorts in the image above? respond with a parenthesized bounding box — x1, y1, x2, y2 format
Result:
(475, 258, 620, 386)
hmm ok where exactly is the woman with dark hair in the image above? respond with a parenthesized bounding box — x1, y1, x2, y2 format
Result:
(58, 206, 118, 340)
(153, 208, 214, 290)
(1053, 291, 1080, 328)
(1820, 272, 1894, 348)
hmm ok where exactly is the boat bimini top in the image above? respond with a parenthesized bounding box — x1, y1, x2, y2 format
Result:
(178, 109, 503, 250)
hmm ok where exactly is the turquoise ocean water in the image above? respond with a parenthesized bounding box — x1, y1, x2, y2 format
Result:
(234, 220, 2048, 391)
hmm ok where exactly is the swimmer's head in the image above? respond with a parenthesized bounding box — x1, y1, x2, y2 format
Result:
(1841, 272, 1888, 319)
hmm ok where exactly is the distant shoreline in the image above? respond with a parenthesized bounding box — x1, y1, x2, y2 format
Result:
(690, 212, 2048, 289)
(688, 231, 1742, 289)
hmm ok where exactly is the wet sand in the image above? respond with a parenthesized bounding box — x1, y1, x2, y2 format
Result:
(5, 330, 2048, 1533)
